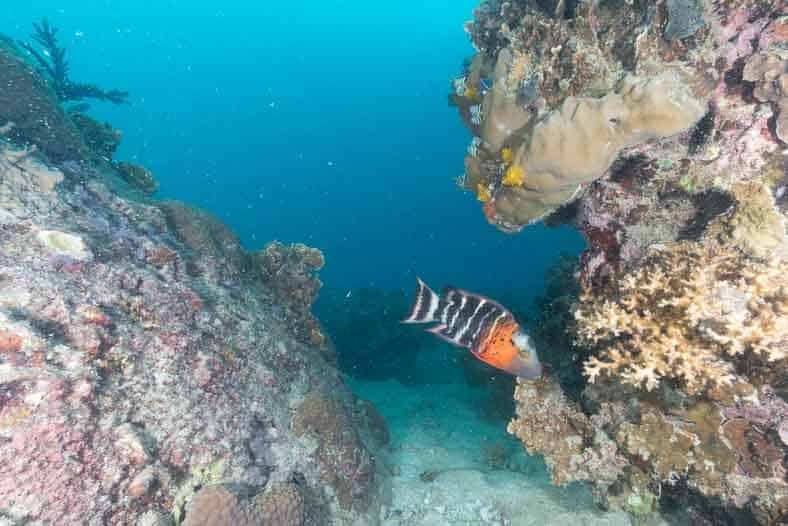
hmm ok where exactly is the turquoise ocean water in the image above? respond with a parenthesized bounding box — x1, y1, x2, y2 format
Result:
(0, 1, 583, 300)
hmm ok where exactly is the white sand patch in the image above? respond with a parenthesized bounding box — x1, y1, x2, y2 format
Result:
(352, 379, 640, 526)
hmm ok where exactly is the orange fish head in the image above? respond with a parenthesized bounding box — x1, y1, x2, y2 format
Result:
(478, 321, 543, 379)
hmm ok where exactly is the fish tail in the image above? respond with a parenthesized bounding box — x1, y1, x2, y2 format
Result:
(402, 277, 441, 323)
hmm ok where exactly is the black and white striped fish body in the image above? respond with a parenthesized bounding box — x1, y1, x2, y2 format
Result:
(403, 278, 507, 348)
(402, 278, 542, 378)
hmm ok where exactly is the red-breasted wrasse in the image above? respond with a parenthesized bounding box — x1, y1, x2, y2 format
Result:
(402, 278, 542, 379)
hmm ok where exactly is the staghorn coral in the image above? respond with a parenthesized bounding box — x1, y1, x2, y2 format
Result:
(512, 278, 788, 522)
(575, 242, 788, 394)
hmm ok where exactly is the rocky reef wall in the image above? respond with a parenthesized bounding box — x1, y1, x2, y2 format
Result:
(0, 42, 389, 526)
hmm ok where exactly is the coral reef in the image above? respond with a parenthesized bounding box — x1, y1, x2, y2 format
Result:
(743, 47, 787, 144)
(116, 161, 160, 195)
(453, 0, 788, 523)
(0, 138, 387, 524)
(291, 391, 380, 513)
(1, 22, 133, 165)
(0, 41, 85, 162)
(70, 112, 123, 160)
(182, 482, 307, 526)
(488, 72, 706, 230)
(158, 200, 251, 280)
(20, 19, 129, 104)
(453, 0, 785, 237)
(575, 242, 788, 394)
(507, 377, 626, 491)
(252, 241, 327, 346)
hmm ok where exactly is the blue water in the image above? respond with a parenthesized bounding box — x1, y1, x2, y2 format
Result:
(1, 1, 583, 303)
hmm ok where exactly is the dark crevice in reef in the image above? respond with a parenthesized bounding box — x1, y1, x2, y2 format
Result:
(678, 189, 735, 241)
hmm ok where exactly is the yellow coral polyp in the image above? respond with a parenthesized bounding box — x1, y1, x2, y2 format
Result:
(502, 165, 525, 186)
(464, 86, 480, 101)
(501, 147, 514, 164)
(476, 184, 491, 203)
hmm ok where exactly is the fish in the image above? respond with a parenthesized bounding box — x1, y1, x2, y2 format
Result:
(402, 278, 542, 379)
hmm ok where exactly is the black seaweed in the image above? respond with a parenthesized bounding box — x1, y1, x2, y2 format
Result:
(20, 19, 129, 104)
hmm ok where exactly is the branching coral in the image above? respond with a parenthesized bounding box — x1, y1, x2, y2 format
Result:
(574, 242, 788, 394)
(20, 19, 129, 104)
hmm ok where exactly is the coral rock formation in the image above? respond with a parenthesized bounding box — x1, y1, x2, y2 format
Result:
(490, 72, 706, 229)
(252, 241, 327, 346)
(183, 482, 306, 526)
(453, 0, 785, 237)
(0, 138, 385, 523)
(463, 0, 788, 523)
(0, 41, 85, 162)
(291, 391, 378, 513)
(117, 161, 159, 195)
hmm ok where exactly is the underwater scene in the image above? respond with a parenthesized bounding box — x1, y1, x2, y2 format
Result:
(0, 0, 786, 525)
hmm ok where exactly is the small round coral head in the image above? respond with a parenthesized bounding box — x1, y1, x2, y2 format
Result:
(502, 164, 525, 186)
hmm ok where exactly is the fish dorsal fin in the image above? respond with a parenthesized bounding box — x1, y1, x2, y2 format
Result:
(448, 287, 510, 316)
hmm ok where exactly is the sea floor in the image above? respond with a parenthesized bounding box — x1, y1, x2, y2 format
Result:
(351, 378, 642, 526)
